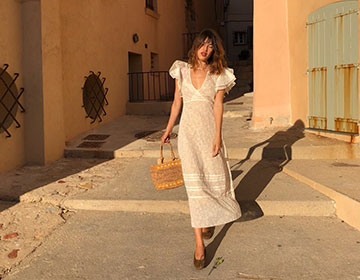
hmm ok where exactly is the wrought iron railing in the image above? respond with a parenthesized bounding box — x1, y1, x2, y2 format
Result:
(128, 71, 174, 102)
(182, 32, 198, 58)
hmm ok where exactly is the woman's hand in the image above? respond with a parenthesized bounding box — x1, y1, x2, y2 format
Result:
(212, 137, 222, 157)
(161, 130, 171, 144)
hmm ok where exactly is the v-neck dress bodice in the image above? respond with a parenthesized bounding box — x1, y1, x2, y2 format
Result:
(169, 60, 235, 104)
(169, 60, 241, 228)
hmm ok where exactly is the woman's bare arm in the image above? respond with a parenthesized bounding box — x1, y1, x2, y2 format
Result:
(212, 89, 225, 157)
(161, 80, 182, 143)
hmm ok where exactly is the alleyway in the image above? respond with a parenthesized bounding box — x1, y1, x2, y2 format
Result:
(1, 92, 360, 279)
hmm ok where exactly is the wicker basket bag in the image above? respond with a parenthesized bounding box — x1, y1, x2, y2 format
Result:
(149, 142, 184, 190)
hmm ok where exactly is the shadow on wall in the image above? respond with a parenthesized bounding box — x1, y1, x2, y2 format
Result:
(205, 120, 305, 267)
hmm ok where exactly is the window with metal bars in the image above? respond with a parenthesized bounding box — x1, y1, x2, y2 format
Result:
(0, 64, 25, 138)
(82, 71, 109, 124)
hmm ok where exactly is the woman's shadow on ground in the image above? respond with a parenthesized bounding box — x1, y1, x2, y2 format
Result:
(205, 120, 305, 267)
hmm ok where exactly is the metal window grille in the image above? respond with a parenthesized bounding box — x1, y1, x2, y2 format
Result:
(82, 71, 109, 123)
(0, 64, 25, 138)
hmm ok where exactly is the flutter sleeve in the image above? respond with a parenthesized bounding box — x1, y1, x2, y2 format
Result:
(169, 60, 186, 92)
(215, 67, 236, 93)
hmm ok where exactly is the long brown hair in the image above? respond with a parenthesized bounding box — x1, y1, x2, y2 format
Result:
(187, 29, 227, 75)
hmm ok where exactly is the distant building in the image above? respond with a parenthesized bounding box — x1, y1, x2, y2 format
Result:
(224, 0, 253, 62)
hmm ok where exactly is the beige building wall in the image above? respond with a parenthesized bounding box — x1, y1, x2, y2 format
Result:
(0, 0, 186, 173)
(252, 0, 291, 128)
(157, 1, 188, 67)
(60, 0, 186, 142)
(41, 0, 65, 164)
(287, 0, 358, 125)
(0, 1, 26, 172)
(253, 0, 354, 128)
(22, 0, 45, 167)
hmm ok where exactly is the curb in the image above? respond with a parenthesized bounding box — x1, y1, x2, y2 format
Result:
(64, 145, 360, 160)
(62, 200, 190, 214)
(61, 199, 335, 217)
(283, 167, 360, 231)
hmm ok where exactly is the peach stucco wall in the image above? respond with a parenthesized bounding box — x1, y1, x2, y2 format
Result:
(0, 0, 186, 173)
(60, 0, 186, 142)
(41, 0, 66, 164)
(0, 1, 26, 172)
(253, 0, 355, 128)
(252, 0, 291, 128)
(157, 1, 188, 67)
(287, 0, 351, 125)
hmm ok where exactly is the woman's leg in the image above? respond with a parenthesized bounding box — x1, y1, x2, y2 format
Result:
(202, 226, 215, 239)
(193, 227, 205, 260)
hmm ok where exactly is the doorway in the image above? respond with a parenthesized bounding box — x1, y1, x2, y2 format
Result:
(128, 52, 143, 102)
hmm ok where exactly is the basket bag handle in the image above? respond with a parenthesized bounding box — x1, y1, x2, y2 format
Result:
(159, 142, 176, 163)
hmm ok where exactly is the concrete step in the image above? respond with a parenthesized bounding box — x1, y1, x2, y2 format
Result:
(64, 95, 360, 161)
(64, 114, 170, 159)
(62, 158, 336, 217)
(62, 199, 335, 218)
(283, 159, 360, 231)
(64, 138, 360, 161)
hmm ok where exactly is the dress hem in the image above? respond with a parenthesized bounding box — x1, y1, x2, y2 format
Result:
(190, 212, 242, 229)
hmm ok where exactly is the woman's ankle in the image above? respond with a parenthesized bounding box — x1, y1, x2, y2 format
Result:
(196, 242, 204, 249)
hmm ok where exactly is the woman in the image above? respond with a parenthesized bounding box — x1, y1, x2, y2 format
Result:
(161, 29, 241, 270)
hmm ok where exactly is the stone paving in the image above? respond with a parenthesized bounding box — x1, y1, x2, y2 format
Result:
(4, 212, 360, 280)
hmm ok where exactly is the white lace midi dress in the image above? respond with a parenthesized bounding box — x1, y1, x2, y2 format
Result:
(169, 60, 241, 228)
